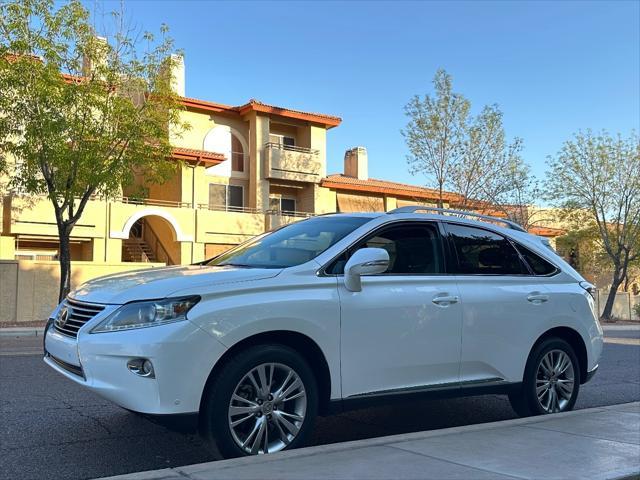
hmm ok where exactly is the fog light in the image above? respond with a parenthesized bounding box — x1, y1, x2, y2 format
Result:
(127, 358, 155, 378)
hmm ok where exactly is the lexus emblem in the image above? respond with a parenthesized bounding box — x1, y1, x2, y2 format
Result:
(57, 307, 69, 328)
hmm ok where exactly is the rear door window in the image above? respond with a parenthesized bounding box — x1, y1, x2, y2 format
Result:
(445, 223, 527, 275)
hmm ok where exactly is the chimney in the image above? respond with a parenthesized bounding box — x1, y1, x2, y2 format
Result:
(82, 36, 108, 77)
(344, 147, 368, 180)
(169, 54, 185, 97)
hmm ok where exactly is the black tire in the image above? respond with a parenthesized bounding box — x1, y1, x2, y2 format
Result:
(201, 344, 318, 459)
(507, 388, 532, 417)
(509, 337, 580, 417)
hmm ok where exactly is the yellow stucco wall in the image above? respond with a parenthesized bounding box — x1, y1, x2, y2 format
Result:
(0, 260, 164, 324)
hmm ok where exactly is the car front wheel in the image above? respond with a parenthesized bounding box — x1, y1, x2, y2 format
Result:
(201, 344, 318, 458)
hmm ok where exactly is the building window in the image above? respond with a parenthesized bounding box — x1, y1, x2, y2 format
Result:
(228, 185, 244, 209)
(269, 134, 295, 147)
(231, 134, 244, 172)
(269, 196, 296, 214)
(209, 184, 244, 211)
(281, 198, 296, 213)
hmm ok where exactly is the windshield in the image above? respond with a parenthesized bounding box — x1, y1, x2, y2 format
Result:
(207, 216, 372, 269)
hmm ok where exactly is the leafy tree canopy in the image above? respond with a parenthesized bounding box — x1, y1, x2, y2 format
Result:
(0, 0, 189, 299)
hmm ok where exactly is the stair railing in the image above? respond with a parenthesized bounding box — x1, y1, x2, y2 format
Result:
(143, 222, 177, 265)
(124, 240, 151, 263)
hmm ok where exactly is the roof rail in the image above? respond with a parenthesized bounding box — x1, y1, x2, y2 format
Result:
(386, 206, 527, 232)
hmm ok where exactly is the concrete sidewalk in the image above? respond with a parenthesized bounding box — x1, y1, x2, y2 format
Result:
(100, 402, 640, 480)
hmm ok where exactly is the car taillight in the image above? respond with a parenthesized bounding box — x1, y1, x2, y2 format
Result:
(579, 281, 597, 299)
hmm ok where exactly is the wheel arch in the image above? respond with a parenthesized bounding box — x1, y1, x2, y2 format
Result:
(198, 330, 333, 419)
(529, 327, 588, 384)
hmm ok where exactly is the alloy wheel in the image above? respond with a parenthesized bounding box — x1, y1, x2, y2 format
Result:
(227, 362, 307, 455)
(535, 349, 575, 413)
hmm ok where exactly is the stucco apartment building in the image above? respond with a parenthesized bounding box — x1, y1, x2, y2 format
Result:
(0, 57, 562, 323)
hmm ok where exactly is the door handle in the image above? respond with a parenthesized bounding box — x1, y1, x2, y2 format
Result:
(527, 293, 549, 304)
(432, 295, 459, 306)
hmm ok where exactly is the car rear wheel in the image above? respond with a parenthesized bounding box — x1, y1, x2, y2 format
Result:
(201, 344, 318, 458)
(509, 337, 580, 417)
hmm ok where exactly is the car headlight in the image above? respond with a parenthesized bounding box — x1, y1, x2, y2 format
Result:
(91, 296, 200, 333)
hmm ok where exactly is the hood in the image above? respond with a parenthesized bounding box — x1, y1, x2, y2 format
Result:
(69, 265, 281, 304)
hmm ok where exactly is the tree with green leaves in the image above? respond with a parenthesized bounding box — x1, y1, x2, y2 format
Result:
(0, 0, 189, 301)
(546, 131, 640, 321)
(402, 69, 470, 208)
(403, 70, 534, 219)
(486, 147, 544, 231)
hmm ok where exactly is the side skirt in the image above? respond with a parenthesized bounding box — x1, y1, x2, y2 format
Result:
(324, 380, 522, 415)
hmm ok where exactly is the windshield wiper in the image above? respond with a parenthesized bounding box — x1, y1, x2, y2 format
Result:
(217, 263, 255, 268)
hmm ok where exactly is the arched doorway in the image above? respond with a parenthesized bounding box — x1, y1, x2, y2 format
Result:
(121, 216, 181, 265)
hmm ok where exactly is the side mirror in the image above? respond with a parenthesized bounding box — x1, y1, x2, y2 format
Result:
(344, 248, 389, 292)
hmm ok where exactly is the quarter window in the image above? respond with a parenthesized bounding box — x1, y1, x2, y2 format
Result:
(446, 223, 527, 275)
(515, 243, 558, 275)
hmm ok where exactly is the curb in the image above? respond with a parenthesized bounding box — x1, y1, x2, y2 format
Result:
(0, 327, 45, 337)
(602, 324, 640, 331)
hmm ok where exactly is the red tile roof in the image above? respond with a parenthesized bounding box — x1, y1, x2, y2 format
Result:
(528, 226, 566, 238)
(171, 147, 225, 166)
(321, 174, 565, 238)
(180, 97, 341, 128)
(321, 174, 463, 202)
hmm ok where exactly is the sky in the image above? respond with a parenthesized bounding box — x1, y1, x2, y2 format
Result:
(87, 0, 639, 186)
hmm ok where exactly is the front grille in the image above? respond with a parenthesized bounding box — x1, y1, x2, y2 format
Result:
(49, 354, 85, 378)
(53, 297, 105, 338)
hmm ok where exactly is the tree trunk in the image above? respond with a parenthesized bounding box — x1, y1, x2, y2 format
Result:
(601, 270, 624, 321)
(57, 224, 72, 303)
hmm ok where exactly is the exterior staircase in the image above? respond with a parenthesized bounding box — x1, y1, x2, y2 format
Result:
(123, 238, 157, 263)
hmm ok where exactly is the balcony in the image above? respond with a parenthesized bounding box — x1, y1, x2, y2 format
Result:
(196, 203, 266, 245)
(265, 210, 314, 230)
(263, 143, 322, 183)
(3, 194, 106, 238)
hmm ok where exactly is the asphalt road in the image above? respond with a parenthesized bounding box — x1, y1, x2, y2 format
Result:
(1, 330, 638, 480)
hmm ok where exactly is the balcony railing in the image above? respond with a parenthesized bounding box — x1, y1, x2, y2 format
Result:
(266, 209, 314, 218)
(263, 143, 320, 156)
(198, 203, 262, 214)
(117, 197, 191, 208)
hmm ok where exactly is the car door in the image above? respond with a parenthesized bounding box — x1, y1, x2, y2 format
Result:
(334, 221, 463, 398)
(443, 222, 555, 385)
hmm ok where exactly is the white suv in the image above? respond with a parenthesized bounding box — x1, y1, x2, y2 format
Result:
(44, 207, 603, 458)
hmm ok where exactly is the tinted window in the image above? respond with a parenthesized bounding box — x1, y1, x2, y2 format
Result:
(228, 185, 243, 208)
(515, 243, 558, 275)
(281, 198, 296, 213)
(329, 223, 443, 275)
(207, 216, 370, 269)
(447, 224, 526, 275)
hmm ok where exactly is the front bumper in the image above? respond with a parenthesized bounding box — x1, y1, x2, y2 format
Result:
(44, 318, 227, 415)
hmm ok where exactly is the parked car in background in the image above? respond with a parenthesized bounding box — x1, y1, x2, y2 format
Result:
(43, 207, 603, 458)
